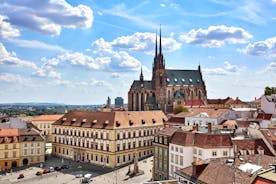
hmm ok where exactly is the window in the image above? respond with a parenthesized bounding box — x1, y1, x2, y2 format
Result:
(4, 152, 8, 158)
(180, 156, 183, 165)
(154, 136, 158, 142)
(117, 156, 120, 164)
(117, 144, 120, 151)
(164, 137, 167, 144)
(37, 156, 40, 162)
(106, 144, 109, 151)
(223, 151, 228, 156)
(5, 145, 8, 149)
(37, 143, 40, 147)
(198, 150, 202, 156)
(31, 149, 34, 155)
(31, 143, 34, 147)
(5, 162, 8, 166)
(37, 148, 40, 154)
(212, 151, 217, 157)
(13, 151, 16, 157)
(171, 145, 174, 151)
(193, 148, 197, 154)
(13, 144, 16, 149)
(24, 143, 27, 147)
(106, 156, 109, 164)
(117, 133, 120, 140)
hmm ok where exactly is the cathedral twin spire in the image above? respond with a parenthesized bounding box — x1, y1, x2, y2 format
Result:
(155, 26, 163, 58)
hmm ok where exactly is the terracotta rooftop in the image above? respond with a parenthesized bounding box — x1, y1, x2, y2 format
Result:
(32, 114, 64, 121)
(156, 127, 178, 137)
(53, 110, 167, 129)
(0, 128, 19, 137)
(175, 108, 230, 119)
(207, 97, 231, 104)
(171, 131, 232, 148)
(260, 129, 276, 150)
(19, 128, 45, 142)
(232, 138, 273, 156)
(257, 113, 273, 120)
(185, 100, 205, 107)
(176, 155, 276, 184)
(167, 117, 184, 124)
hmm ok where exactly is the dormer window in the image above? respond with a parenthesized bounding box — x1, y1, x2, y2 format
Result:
(72, 118, 76, 122)
(141, 120, 146, 125)
(62, 118, 67, 121)
(181, 78, 185, 82)
(129, 120, 134, 126)
(93, 120, 97, 124)
(167, 78, 170, 82)
(104, 120, 109, 125)
(82, 119, 87, 122)
(152, 119, 156, 124)
(4, 136, 8, 142)
(13, 136, 17, 142)
(116, 121, 120, 127)
(189, 78, 193, 83)
(174, 78, 178, 82)
(197, 79, 200, 83)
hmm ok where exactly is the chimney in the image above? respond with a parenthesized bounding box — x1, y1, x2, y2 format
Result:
(192, 162, 196, 176)
(208, 122, 212, 133)
(195, 124, 199, 131)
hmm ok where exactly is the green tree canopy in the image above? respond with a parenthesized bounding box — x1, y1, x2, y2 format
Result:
(265, 86, 276, 95)
(173, 105, 189, 114)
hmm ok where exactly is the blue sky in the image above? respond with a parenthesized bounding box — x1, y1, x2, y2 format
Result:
(0, 0, 275, 105)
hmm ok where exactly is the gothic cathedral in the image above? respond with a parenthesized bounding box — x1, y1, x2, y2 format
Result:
(128, 29, 207, 113)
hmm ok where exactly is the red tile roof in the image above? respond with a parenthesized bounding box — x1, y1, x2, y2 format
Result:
(53, 110, 167, 129)
(207, 97, 231, 104)
(167, 117, 184, 124)
(185, 100, 205, 107)
(0, 128, 19, 137)
(171, 131, 232, 148)
(257, 113, 272, 120)
(32, 114, 64, 121)
(232, 139, 273, 156)
(157, 127, 178, 137)
(175, 108, 229, 119)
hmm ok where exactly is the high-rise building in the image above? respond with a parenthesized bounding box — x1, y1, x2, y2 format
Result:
(106, 96, 111, 106)
(115, 97, 124, 108)
(128, 28, 207, 113)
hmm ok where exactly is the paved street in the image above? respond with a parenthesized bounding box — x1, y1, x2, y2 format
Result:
(0, 156, 153, 184)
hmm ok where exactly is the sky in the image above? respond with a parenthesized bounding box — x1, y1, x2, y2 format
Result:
(0, 0, 276, 105)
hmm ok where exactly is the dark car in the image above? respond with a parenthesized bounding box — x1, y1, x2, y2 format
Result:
(43, 169, 50, 174)
(17, 173, 24, 179)
(54, 166, 62, 171)
(36, 171, 42, 176)
(61, 165, 69, 169)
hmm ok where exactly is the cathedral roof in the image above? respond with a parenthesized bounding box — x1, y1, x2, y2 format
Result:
(166, 69, 204, 87)
(130, 80, 152, 90)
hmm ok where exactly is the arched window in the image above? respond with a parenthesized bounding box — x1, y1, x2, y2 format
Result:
(198, 90, 202, 100)
(168, 90, 171, 103)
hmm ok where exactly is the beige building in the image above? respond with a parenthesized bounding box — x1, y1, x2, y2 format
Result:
(0, 129, 20, 171)
(19, 128, 45, 166)
(32, 114, 63, 142)
(52, 110, 167, 168)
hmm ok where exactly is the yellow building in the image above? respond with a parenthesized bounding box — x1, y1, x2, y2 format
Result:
(0, 129, 20, 171)
(52, 110, 167, 168)
(19, 128, 45, 166)
(32, 114, 64, 142)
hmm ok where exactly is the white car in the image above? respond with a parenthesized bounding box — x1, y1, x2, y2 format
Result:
(49, 167, 55, 172)
(84, 173, 92, 179)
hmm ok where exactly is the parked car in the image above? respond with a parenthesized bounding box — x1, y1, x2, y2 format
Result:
(43, 169, 50, 174)
(17, 173, 24, 179)
(54, 166, 62, 171)
(84, 174, 92, 179)
(36, 171, 42, 176)
(49, 167, 55, 172)
(75, 174, 84, 178)
(61, 165, 69, 169)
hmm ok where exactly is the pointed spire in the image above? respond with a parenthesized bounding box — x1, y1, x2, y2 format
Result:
(159, 24, 162, 55)
(155, 30, 158, 57)
(140, 66, 144, 81)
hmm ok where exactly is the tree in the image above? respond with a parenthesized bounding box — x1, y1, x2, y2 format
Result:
(264, 86, 276, 95)
(173, 105, 189, 114)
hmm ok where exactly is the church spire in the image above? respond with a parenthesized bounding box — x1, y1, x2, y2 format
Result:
(140, 66, 144, 81)
(159, 25, 162, 56)
(155, 30, 158, 57)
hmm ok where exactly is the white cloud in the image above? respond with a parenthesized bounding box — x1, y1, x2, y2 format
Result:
(110, 73, 120, 78)
(264, 62, 276, 73)
(111, 32, 181, 54)
(160, 3, 166, 7)
(203, 61, 245, 75)
(242, 37, 276, 58)
(0, 42, 37, 69)
(91, 78, 112, 89)
(32, 57, 61, 79)
(0, 73, 35, 86)
(8, 39, 66, 52)
(52, 79, 75, 88)
(0, 15, 20, 39)
(179, 25, 252, 48)
(0, 0, 93, 35)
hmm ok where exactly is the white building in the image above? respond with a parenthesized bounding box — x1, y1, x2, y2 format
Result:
(168, 131, 233, 177)
(261, 95, 276, 114)
(175, 108, 232, 126)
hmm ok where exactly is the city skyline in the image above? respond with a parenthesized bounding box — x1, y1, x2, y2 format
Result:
(0, 0, 276, 104)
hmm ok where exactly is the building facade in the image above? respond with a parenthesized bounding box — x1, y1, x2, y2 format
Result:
(32, 114, 64, 142)
(153, 127, 178, 181)
(0, 129, 20, 171)
(52, 110, 166, 168)
(0, 128, 45, 171)
(128, 29, 207, 113)
(19, 128, 45, 166)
